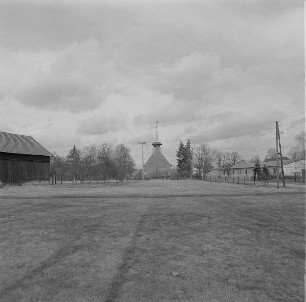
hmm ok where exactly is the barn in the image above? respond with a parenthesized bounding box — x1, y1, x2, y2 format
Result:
(0, 131, 51, 185)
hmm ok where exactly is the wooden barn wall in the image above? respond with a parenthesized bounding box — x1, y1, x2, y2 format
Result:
(0, 152, 50, 162)
(0, 159, 50, 185)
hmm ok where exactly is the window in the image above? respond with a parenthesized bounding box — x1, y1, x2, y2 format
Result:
(245, 169, 248, 174)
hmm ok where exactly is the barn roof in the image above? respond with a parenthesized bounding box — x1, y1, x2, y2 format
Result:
(0, 131, 51, 157)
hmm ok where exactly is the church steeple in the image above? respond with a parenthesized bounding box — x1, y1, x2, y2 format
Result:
(152, 121, 162, 147)
(144, 121, 171, 179)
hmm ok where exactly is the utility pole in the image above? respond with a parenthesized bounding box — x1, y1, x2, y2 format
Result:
(275, 121, 280, 188)
(277, 124, 286, 187)
(138, 141, 146, 180)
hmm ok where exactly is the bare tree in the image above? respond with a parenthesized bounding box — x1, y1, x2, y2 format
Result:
(217, 152, 241, 176)
(289, 130, 305, 160)
(50, 153, 67, 184)
(82, 145, 98, 183)
(97, 143, 114, 182)
(113, 144, 135, 183)
(250, 155, 261, 163)
(265, 148, 277, 160)
(193, 143, 217, 179)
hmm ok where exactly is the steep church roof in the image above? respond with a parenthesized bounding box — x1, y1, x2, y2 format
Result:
(144, 122, 172, 178)
(145, 148, 171, 169)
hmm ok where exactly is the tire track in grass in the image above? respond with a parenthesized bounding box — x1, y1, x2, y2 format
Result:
(0, 202, 135, 301)
(0, 234, 84, 299)
(104, 203, 154, 302)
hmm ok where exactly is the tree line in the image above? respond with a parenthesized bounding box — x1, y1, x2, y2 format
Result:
(176, 139, 241, 179)
(176, 130, 305, 179)
(50, 143, 135, 184)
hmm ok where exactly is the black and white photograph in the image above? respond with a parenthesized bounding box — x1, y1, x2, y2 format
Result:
(0, 0, 305, 301)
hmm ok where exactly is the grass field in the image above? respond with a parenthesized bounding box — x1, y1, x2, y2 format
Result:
(0, 180, 304, 302)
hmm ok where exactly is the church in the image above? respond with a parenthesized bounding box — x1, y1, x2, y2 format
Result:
(144, 123, 172, 179)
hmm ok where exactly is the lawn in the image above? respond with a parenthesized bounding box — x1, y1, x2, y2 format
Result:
(0, 180, 304, 302)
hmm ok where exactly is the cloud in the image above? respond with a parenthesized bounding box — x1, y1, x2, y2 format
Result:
(77, 114, 127, 136)
(153, 52, 222, 101)
(192, 111, 287, 143)
(0, 2, 88, 51)
(133, 97, 201, 127)
(19, 79, 102, 111)
(0, 0, 303, 166)
(3, 40, 115, 112)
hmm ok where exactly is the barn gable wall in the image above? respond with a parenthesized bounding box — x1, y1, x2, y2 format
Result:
(0, 152, 50, 162)
(0, 152, 50, 185)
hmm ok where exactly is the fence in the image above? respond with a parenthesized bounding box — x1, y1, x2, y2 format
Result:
(203, 174, 305, 186)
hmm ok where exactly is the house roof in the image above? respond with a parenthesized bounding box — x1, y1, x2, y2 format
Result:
(282, 158, 305, 165)
(264, 157, 289, 162)
(231, 161, 255, 169)
(0, 131, 51, 157)
(232, 159, 292, 169)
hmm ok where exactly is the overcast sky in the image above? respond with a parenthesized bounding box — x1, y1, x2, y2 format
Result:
(0, 0, 304, 167)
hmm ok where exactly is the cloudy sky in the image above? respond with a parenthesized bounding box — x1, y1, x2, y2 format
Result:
(0, 0, 304, 167)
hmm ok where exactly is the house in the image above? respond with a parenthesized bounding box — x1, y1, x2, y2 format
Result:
(283, 158, 305, 179)
(0, 131, 51, 185)
(225, 159, 292, 178)
(263, 159, 291, 175)
(230, 161, 255, 177)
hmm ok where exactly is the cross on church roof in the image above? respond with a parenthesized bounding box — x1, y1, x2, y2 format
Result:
(155, 121, 159, 141)
(152, 121, 162, 147)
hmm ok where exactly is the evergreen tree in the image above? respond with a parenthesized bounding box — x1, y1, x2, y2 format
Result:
(262, 164, 269, 182)
(176, 141, 185, 177)
(66, 145, 81, 184)
(176, 139, 192, 178)
(185, 139, 192, 177)
(253, 159, 261, 181)
(262, 164, 269, 176)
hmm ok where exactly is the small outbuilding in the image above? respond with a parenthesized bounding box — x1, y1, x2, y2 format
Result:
(0, 131, 51, 185)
